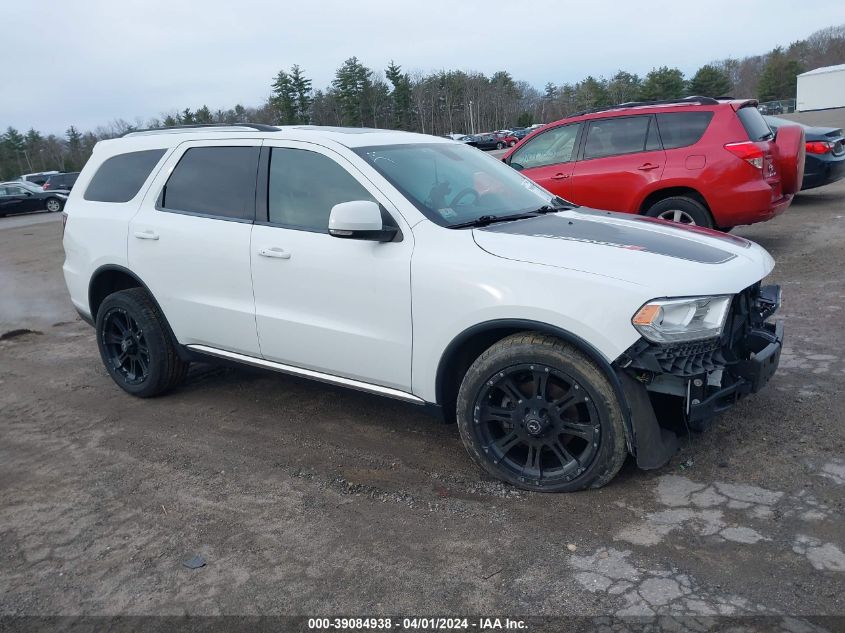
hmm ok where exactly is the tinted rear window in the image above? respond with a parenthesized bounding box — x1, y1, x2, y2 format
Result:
(737, 106, 773, 142)
(655, 112, 714, 149)
(584, 116, 650, 159)
(84, 150, 166, 203)
(160, 146, 259, 220)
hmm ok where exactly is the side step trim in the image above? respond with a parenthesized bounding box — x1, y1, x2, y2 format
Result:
(186, 344, 425, 404)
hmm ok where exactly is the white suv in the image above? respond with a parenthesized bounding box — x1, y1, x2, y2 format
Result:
(62, 124, 784, 492)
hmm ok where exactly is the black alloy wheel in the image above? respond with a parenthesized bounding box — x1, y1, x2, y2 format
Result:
(473, 363, 600, 485)
(456, 333, 628, 492)
(101, 308, 150, 385)
(95, 287, 189, 397)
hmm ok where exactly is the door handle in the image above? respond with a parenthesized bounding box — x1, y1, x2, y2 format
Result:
(551, 173, 570, 180)
(637, 163, 660, 171)
(133, 230, 159, 240)
(258, 247, 291, 259)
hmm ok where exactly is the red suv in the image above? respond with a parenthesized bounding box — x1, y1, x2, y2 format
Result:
(502, 97, 805, 229)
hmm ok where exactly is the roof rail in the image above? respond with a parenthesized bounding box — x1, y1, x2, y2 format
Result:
(121, 123, 278, 137)
(567, 96, 720, 119)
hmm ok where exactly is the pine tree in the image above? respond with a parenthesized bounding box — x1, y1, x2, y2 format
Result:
(640, 67, 686, 101)
(757, 48, 803, 101)
(688, 65, 732, 97)
(386, 61, 412, 130)
(180, 108, 195, 125)
(66, 126, 83, 170)
(195, 105, 213, 123)
(332, 57, 372, 126)
(290, 65, 312, 124)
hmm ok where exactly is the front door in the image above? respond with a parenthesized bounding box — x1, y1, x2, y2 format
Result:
(250, 142, 414, 391)
(507, 123, 582, 200)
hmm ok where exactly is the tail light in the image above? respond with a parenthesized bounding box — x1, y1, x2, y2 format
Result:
(61, 212, 68, 236)
(724, 141, 764, 169)
(43, 182, 50, 189)
(806, 141, 834, 155)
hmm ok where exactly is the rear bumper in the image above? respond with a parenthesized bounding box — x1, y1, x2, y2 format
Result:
(801, 155, 845, 190)
(712, 185, 792, 227)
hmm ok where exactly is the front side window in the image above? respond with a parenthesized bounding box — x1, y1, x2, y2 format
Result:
(355, 142, 562, 227)
(509, 123, 581, 169)
(161, 146, 260, 220)
(583, 116, 650, 159)
(267, 148, 375, 232)
(84, 149, 166, 203)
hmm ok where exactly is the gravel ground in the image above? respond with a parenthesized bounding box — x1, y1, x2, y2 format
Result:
(0, 184, 843, 628)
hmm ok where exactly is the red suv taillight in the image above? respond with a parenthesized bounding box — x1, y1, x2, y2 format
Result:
(43, 182, 50, 190)
(806, 141, 834, 155)
(724, 141, 764, 169)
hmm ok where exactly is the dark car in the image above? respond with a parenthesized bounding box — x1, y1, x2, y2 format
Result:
(0, 181, 67, 217)
(468, 133, 507, 150)
(765, 116, 845, 190)
(511, 128, 531, 140)
(43, 172, 79, 191)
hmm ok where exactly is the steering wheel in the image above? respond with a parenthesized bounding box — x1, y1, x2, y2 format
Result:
(451, 188, 479, 207)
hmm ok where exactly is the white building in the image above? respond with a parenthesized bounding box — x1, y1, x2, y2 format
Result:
(796, 64, 845, 112)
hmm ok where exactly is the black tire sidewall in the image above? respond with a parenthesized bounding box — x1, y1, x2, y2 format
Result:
(95, 290, 172, 397)
(646, 197, 712, 228)
(456, 337, 627, 492)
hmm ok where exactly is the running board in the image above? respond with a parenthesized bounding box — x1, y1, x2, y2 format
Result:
(186, 345, 425, 405)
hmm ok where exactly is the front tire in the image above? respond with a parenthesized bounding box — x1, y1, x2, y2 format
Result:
(456, 333, 628, 492)
(95, 288, 189, 397)
(45, 197, 63, 213)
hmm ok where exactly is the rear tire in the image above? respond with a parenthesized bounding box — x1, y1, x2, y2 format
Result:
(45, 197, 63, 213)
(496, 142, 505, 150)
(95, 288, 189, 397)
(456, 333, 628, 492)
(645, 196, 713, 228)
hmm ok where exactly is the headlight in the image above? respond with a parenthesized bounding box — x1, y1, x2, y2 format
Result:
(632, 296, 732, 343)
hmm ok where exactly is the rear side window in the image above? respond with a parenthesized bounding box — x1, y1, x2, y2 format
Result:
(655, 112, 714, 149)
(161, 146, 260, 220)
(583, 116, 650, 159)
(736, 106, 773, 142)
(267, 148, 375, 232)
(84, 149, 166, 203)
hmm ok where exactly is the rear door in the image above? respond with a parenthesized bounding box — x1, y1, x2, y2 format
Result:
(570, 115, 665, 212)
(128, 140, 262, 356)
(507, 123, 582, 199)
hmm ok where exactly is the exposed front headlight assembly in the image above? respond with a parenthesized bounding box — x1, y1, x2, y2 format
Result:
(632, 296, 732, 343)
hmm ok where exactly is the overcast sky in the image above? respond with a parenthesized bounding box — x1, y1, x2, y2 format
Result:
(5, 0, 845, 135)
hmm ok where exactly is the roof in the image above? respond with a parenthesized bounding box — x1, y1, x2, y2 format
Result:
(798, 63, 845, 77)
(116, 124, 449, 149)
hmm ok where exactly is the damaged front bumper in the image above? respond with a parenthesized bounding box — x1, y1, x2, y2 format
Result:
(615, 283, 784, 469)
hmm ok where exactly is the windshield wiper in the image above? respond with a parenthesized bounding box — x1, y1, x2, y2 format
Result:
(448, 212, 540, 229)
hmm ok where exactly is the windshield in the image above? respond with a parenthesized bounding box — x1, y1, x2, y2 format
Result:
(355, 142, 568, 227)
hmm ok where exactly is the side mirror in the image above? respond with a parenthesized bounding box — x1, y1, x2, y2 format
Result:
(328, 200, 397, 242)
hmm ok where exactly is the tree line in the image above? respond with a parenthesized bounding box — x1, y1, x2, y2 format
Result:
(2, 24, 844, 181)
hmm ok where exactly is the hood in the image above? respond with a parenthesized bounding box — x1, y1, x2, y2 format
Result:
(472, 208, 774, 295)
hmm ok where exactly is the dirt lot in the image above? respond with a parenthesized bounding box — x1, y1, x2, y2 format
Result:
(1, 184, 844, 627)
